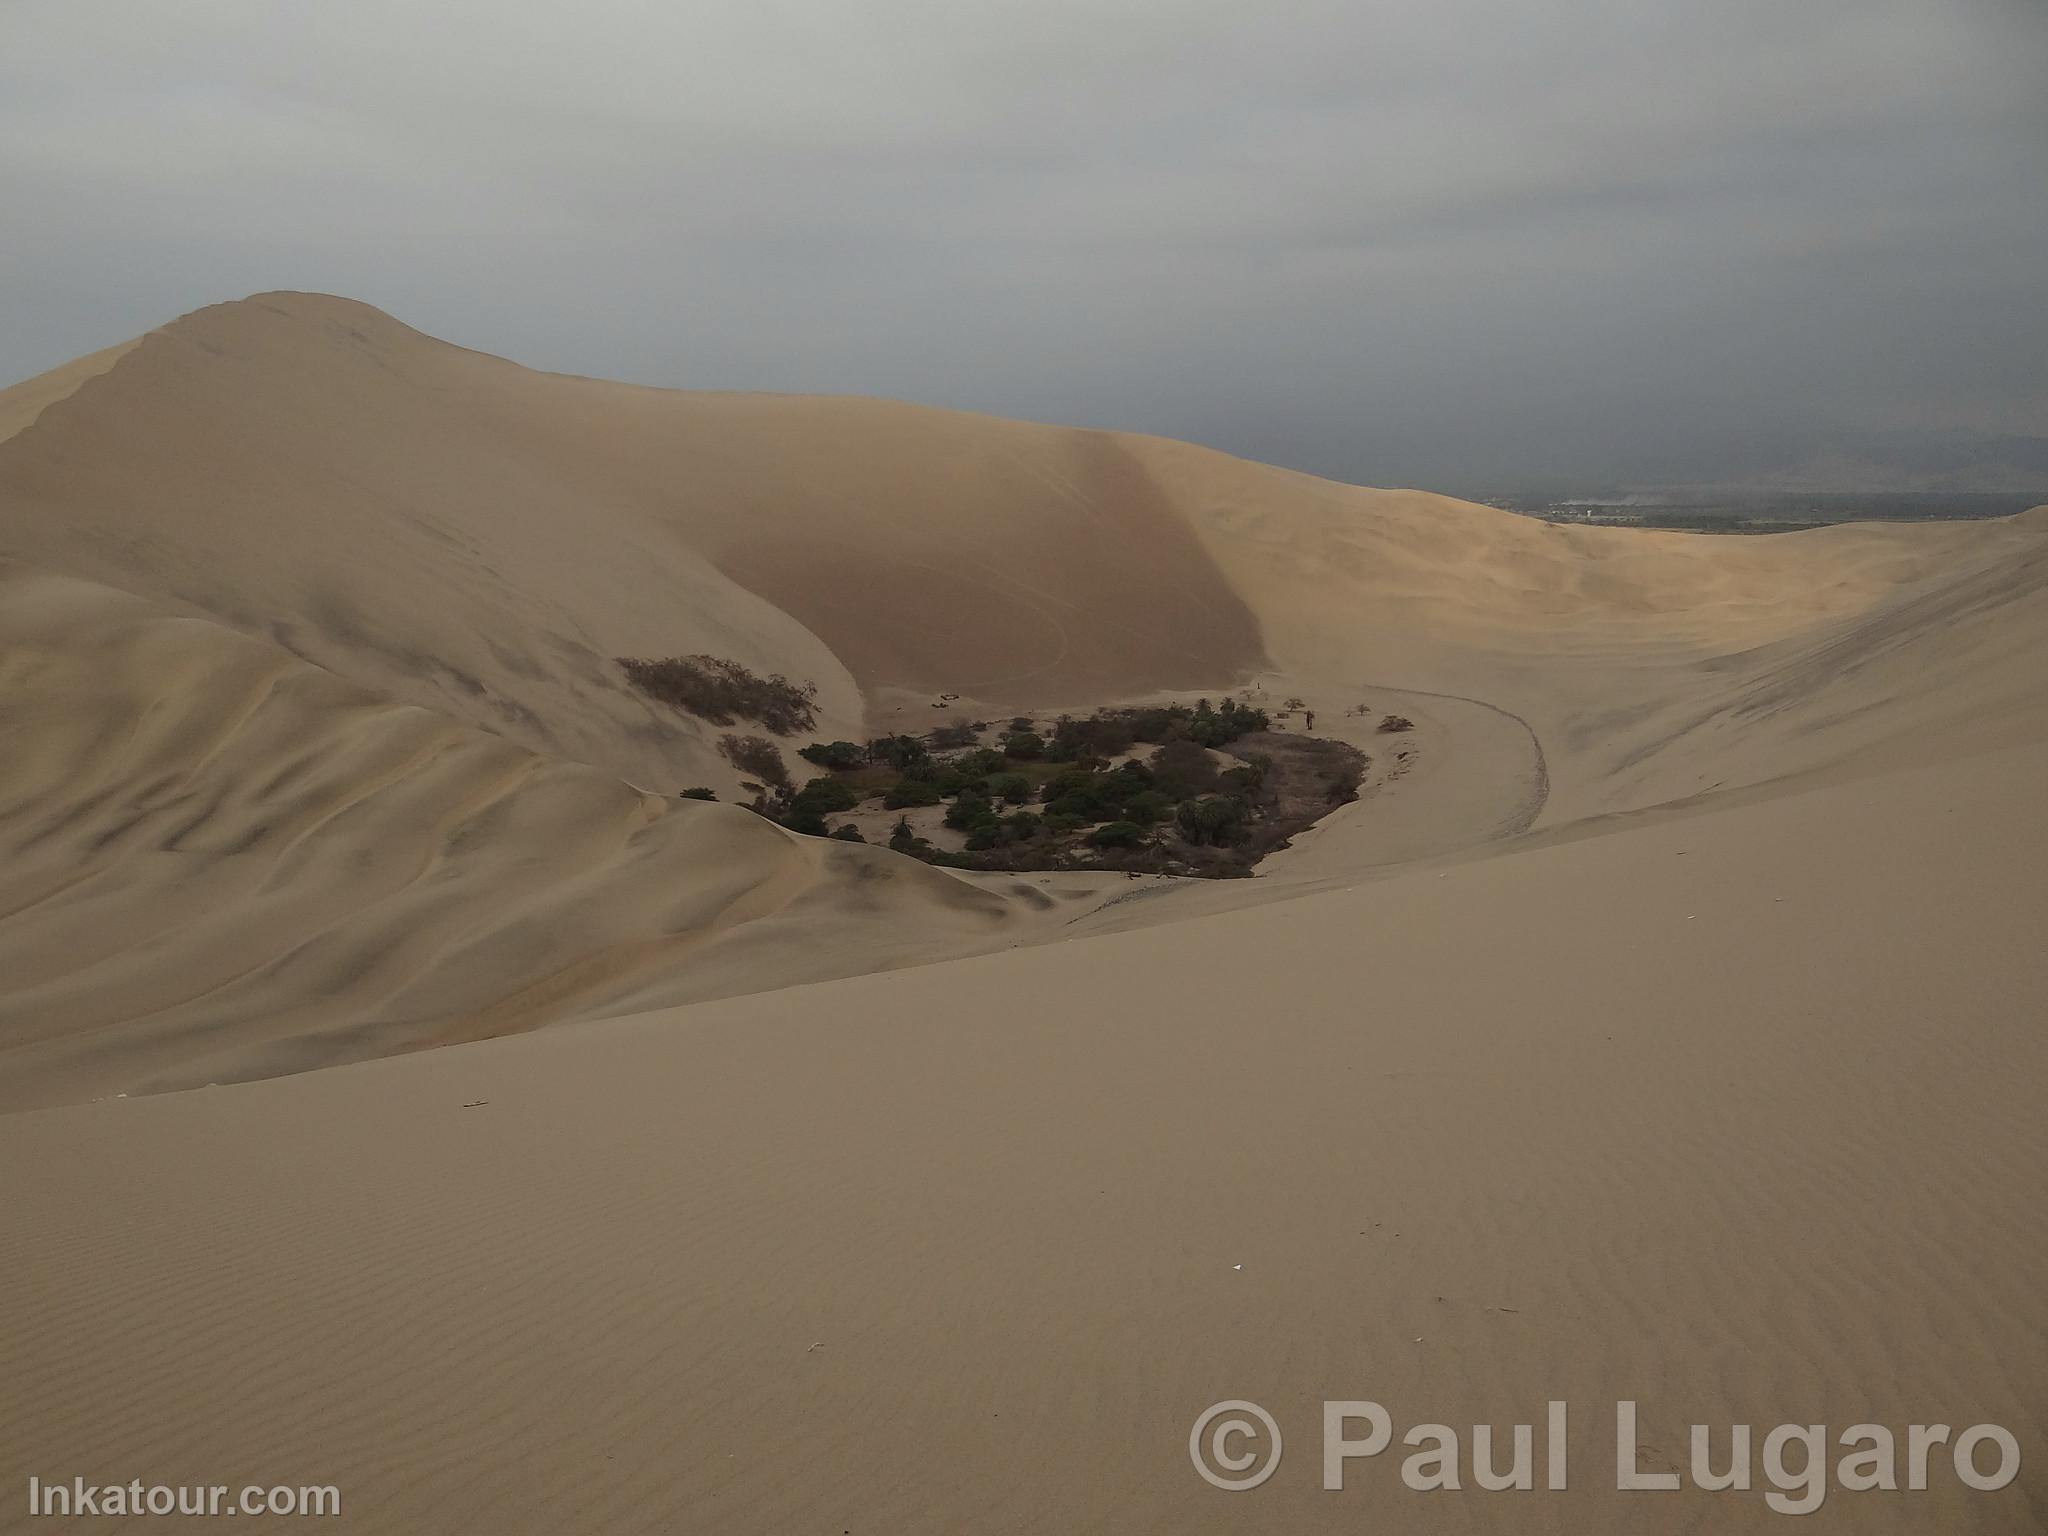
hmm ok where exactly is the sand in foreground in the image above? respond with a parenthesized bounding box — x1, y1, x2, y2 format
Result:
(3, 738, 2042, 1534)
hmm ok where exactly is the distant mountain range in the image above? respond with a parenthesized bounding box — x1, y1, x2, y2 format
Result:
(1686, 425, 2048, 497)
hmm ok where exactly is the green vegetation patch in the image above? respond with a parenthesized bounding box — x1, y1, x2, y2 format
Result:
(708, 698, 1369, 880)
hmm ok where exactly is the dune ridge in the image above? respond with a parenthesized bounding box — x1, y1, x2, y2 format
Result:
(1, 294, 2046, 1105)
(4, 292, 2011, 790)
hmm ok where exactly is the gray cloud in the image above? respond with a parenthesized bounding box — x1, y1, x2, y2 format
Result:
(3, 0, 2044, 492)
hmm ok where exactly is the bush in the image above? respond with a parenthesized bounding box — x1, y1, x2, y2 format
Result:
(1222, 755, 1270, 795)
(1087, 819, 1148, 849)
(1043, 767, 1101, 805)
(927, 719, 979, 750)
(867, 735, 930, 771)
(945, 790, 993, 830)
(1186, 697, 1269, 747)
(720, 734, 790, 790)
(1049, 713, 1135, 760)
(680, 787, 717, 801)
(1123, 789, 1175, 825)
(1378, 715, 1415, 734)
(955, 747, 1008, 778)
(883, 778, 943, 809)
(1149, 739, 1220, 800)
(1009, 716, 1036, 732)
(986, 771, 1033, 805)
(1175, 794, 1251, 846)
(1047, 763, 1137, 818)
(798, 740, 865, 770)
(830, 824, 865, 842)
(788, 777, 859, 817)
(1123, 707, 1185, 744)
(1104, 760, 1155, 795)
(619, 655, 818, 734)
(888, 816, 919, 853)
(965, 810, 1043, 852)
(1002, 730, 1045, 760)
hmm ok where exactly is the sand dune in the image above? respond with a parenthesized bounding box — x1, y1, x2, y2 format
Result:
(1, 295, 2044, 1532)
(1, 295, 2044, 1095)
(4, 292, 2010, 793)
(0, 339, 139, 445)
(0, 295, 1265, 791)
(3, 736, 2041, 1533)
(0, 560, 1065, 1111)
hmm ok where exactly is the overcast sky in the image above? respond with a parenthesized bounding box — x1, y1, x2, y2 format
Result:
(3, 0, 2044, 492)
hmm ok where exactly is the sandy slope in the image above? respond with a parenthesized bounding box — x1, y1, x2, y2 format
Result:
(0, 339, 138, 444)
(0, 294, 1267, 791)
(0, 295, 2044, 1531)
(2, 737, 2042, 1534)
(0, 561, 1068, 1111)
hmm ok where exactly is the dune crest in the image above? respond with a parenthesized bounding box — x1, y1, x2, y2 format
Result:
(1, 294, 2045, 1109)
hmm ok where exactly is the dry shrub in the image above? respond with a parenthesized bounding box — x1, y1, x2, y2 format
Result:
(620, 655, 818, 734)
(719, 733, 790, 789)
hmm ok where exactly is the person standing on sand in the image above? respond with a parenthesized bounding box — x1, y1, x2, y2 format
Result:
(1304, 708, 1315, 731)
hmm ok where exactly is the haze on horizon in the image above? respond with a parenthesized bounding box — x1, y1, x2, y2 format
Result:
(2, 0, 2044, 495)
